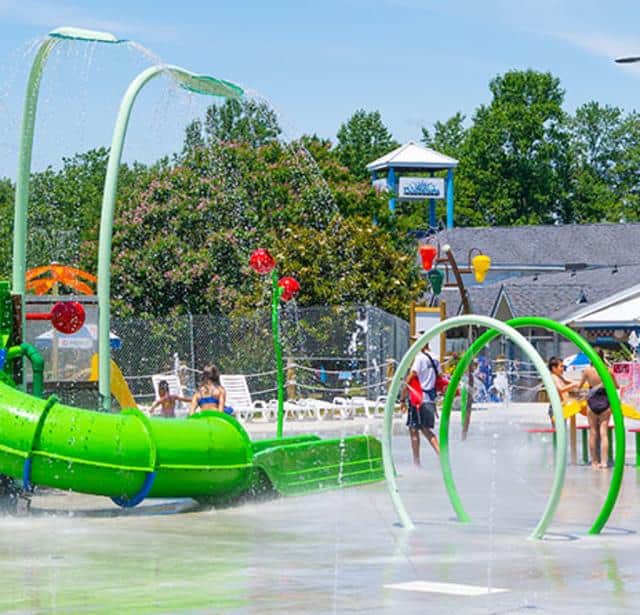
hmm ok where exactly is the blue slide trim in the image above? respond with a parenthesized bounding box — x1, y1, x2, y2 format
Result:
(111, 471, 157, 508)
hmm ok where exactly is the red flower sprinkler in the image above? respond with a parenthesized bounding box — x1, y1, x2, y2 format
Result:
(249, 249, 300, 438)
(26, 300, 86, 334)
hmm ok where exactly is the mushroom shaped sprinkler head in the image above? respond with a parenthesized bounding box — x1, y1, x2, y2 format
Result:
(167, 67, 243, 99)
(278, 277, 300, 302)
(51, 301, 85, 335)
(249, 248, 276, 275)
(471, 254, 491, 283)
(615, 56, 640, 64)
(49, 26, 127, 44)
(419, 244, 437, 271)
(427, 269, 444, 296)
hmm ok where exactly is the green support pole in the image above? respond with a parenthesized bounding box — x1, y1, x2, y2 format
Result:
(12, 38, 58, 383)
(272, 271, 285, 438)
(12, 38, 58, 309)
(6, 343, 44, 398)
(581, 428, 589, 465)
(96, 65, 243, 410)
(382, 315, 566, 538)
(439, 317, 624, 537)
(97, 65, 165, 411)
(460, 384, 468, 428)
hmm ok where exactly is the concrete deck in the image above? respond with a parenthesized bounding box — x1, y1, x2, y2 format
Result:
(0, 403, 639, 613)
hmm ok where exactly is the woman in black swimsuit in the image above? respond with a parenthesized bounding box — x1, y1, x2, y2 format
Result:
(189, 364, 229, 415)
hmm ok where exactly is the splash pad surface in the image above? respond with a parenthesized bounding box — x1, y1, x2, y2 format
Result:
(2, 405, 640, 613)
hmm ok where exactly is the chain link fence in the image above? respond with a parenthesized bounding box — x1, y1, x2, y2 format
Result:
(27, 304, 408, 408)
(119, 305, 409, 406)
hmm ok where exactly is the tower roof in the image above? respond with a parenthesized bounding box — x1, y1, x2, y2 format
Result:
(366, 141, 459, 172)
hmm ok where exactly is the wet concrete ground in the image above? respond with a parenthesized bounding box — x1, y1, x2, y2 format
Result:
(0, 403, 639, 613)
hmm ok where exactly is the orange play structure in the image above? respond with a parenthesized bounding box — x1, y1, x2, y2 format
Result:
(26, 264, 97, 295)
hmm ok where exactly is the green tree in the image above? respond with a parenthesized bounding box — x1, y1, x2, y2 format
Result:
(261, 215, 425, 318)
(421, 112, 467, 160)
(0, 178, 14, 278)
(27, 147, 146, 270)
(560, 102, 640, 223)
(106, 140, 339, 318)
(562, 102, 625, 223)
(300, 134, 390, 222)
(183, 118, 205, 152)
(184, 98, 281, 151)
(454, 70, 572, 226)
(335, 109, 398, 179)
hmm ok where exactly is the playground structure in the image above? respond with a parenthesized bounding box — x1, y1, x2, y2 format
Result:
(0, 25, 634, 543)
(0, 279, 384, 505)
(0, 26, 385, 509)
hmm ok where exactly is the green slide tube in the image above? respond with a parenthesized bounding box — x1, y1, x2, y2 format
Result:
(440, 317, 624, 536)
(382, 315, 566, 539)
(0, 381, 385, 503)
(0, 382, 253, 501)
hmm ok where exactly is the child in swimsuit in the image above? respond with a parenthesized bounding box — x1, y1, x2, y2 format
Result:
(149, 380, 191, 418)
(189, 364, 234, 416)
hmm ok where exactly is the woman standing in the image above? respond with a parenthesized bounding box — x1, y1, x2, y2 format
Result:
(577, 350, 618, 469)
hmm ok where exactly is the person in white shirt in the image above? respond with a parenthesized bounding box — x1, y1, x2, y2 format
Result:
(401, 336, 440, 466)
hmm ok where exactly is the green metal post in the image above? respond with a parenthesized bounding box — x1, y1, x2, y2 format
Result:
(6, 343, 44, 397)
(636, 431, 640, 468)
(460, 383, 468, 428)
(581, 428, 589, 465)
(272, 271, 285, 438)
(382, 315, 566, 538)
(97, 65, 243, 411)
(97, 65, 165, 411)
(12, 37, 59, 371)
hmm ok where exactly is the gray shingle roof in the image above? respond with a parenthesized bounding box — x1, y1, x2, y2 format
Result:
(501, 264, 640, 321)
(434, 263, 640, 322)
(435, 223, 640, 267)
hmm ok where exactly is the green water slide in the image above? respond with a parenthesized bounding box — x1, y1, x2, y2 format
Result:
(0, 381, 383, 506)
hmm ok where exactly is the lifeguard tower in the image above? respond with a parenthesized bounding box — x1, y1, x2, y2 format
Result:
(366, 141, 458, 230)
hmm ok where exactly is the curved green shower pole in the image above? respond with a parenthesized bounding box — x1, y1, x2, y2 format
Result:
(12, 27, 125, 370)
(97, 65, 243, 411)
(440, 316, 624, 536)
(382, 315, 566, 538)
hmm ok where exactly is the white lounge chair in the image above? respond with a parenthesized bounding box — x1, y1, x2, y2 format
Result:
(348, 395, 387, 418)
(219, 374, 268, 422)
(331, 397, 356, 419)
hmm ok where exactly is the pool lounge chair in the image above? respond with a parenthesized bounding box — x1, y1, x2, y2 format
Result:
(219, 374, 269, 422)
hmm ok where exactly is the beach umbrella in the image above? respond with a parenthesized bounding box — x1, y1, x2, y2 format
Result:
(563, 353, 589, 368)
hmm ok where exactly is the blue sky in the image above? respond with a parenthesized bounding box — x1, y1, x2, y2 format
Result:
(0, 0, 639, 178)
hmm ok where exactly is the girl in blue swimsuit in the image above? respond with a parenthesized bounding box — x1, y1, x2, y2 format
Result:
(189, 364, 234, 416)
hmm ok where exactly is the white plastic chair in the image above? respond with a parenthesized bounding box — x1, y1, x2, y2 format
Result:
(219, 374, 268, 422)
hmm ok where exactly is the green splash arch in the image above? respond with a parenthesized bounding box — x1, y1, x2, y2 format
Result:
(440, 316, 624, 536)
(382, 315, 566, 540)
